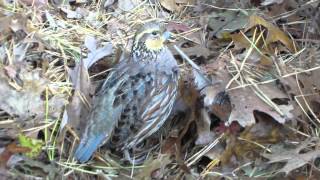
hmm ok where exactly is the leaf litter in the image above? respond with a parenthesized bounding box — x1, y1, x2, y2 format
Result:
(1, 0, 320, 179)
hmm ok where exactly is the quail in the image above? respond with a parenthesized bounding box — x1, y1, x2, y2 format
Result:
(74, 21, 179, 163)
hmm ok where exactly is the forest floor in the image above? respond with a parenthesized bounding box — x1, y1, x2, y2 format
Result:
(1, 0, 320, 179)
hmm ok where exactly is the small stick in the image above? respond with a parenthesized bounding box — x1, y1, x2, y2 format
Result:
(173, 45, 212, 86)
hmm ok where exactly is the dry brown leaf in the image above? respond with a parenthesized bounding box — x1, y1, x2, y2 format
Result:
(160, 0, 180, 12)
(265, 0, 300, 23)
(201, 55, 231, 97)
(231, 33, 273, 66)
(278, 69, 320, 121)
(160, 0, 193, 12)
(198, 54, 293, 127)
(61, 38, 113, 131)
(240, 113, 284, 144)
(208, 11, 251, 39)
(167, 22, 191, 32)
(83, 36, 113, 69)
(62, 60, 91, 131)
(0, 65, 65, 120)
(161, 137, 179, 155)
(246, 15, 296, 52)
(227, 83, 292, 127)
(263, 138, 320, 174)
(0, 14, 28, 37)
(219, 115, 285, 165)
(0, 143, 30, 167)
(198, 56, 232, 121)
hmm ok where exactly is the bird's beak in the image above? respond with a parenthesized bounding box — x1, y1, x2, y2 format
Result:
(162, 31, 171, 41)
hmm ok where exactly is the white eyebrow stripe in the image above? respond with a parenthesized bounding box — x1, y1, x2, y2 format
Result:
(135, 28, 161, 43)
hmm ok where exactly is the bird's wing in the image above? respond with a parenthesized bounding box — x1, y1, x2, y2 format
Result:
(74, 63, 131, 163)
(125, 70, 178, 148)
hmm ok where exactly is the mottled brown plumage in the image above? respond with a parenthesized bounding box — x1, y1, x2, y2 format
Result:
(74, 21, 179, 163)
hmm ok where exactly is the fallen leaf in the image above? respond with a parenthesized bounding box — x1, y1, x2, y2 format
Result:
(60, 7, 84, 19)
(61, 60, 91, 131)
(84, 35, 97, 52)
(61, 38, 113, 131)
(231, 33, 273, 66)
(13, 42, 30, 62)
(160, 0, 194, 12)
(240, 113, 284, 144)
(136, 155, 171, 179)
(202, 55, 231, 89)
(198, 57, 232, 121)
(161, 137, 179, 155)
(0, 14, 28, 36)
(118, 0, 139, 11)
(160, 0, 181, 12)
(265, 0, 298, 18)
(45, 11, 57, 29)
(208, 11, 251, 39)
(0, 143, 30, 167)
(246, 15, 297, 52)
(167, 22, 192, 32)
(83, 36, 113, 69)
(278, 69, 320, 122)
(262, 138, 320, 174)
(84, 11, 105, 28)
(227, 83, 291, 127)
(219, 116, 285, 165)
(197, 55, 293, 127)
(13, 157, 59, 178)
(195, 109, 216, 145)
(0, 66, 66, 120)
(19, 0, 48, 7)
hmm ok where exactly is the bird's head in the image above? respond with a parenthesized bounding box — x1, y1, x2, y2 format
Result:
(132, 21, 170, 57)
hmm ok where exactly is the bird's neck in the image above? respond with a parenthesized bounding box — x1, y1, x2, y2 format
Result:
(131, 42, 164, 62)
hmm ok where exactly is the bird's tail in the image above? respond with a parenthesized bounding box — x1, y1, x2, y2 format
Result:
(74, 134, 105, 163)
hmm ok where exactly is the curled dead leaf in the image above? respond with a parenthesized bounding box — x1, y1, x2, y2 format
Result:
(246, 15, 297, 52)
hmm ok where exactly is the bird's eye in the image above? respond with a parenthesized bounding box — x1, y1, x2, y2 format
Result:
(151, 31, 158, 36)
